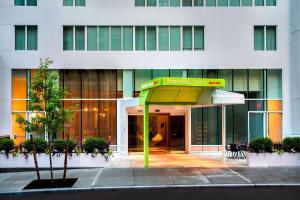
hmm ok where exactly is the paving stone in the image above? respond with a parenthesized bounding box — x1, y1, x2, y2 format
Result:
(133, 168, 178, 176)
(170, 175, 210, 185)
(100, 168, 133, 177)
(133, 176, 172, 186)
(94, 176, 133, 187)
(206, 175, 250, 184)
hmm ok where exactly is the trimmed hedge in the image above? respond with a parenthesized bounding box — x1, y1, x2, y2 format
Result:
(283, 137, 300, 152)
(250, 137, 273, 153)
(83, 137, 109, 153)
(23, 138, 47, 153)
(52, 139, 77, 153)
(0, 139, 15, 153)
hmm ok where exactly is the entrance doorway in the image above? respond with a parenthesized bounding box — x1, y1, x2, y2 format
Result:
(128, 114, 185, 153)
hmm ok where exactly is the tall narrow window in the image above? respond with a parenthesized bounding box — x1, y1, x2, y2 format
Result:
(229, 0, 240, 6)
(123, 26, 133, 51)
(183, 26, 192, 51)
(135, 0, 145, 6)
(206, 0, 217, 6)
(27, 26, 37, 50)
(111, 26, 121, 51)
(75, 0, 85, 6)
(159, 26, 169, 51)
(266, 0, 276, 6)
(63, 0, 73, 6)
(255, 0, 264, 6)
(267, 69, 282, 99)
(182, 0, 193, 6)
(99, 26, 109, 51)
(218, 0, 228, 6)
(159, 0, 169, 6)
(147, 0, 157, 6)
(27, 0, 37, 6)
(194, 0, 204, 6)
(170, 0, 180, 6)
(241, 0, 252, 6)
(266, 26, 276, 50)
(15, 26, 26, 50)
(63, 26, 73, 50)
(147, 27, 157, 51)
(170, 26, 181, 51)
(75, 26, 85, 50)
(194, 26, 204, 50)
(233, 69, 248, 97)
(87, 26, 97, 51)
(135, 26, 145, 50)
(254, 26, 264, 51)
(15, 0, 25, 6)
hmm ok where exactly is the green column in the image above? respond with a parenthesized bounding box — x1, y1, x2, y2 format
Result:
(144, 103, 149, 168)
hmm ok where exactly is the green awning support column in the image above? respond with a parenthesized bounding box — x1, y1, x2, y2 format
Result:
(144, 103, 149, 168)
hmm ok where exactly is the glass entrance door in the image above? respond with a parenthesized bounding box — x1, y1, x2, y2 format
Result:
(169, 116, 185, 151)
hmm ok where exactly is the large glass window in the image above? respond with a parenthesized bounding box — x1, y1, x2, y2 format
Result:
(15, 0, 25, 6)
(27, 26, 37, 50)
(170, 69, 185, 77)
(135, 26, 145, 50)
(218, 69, 232, 91)
(15, 26, 26, 50)
(267, 69, 282, 99)
(27, 0, 37, 6)
(266, 26, 276, 51)
(15, 26, 37, 50)
(194, 0, 204, 6)
(75, 0, 85, 6)
(203, 69, 217, 78)
(15, 0, 37, 6)
(147, 27, 157, 51)
(147, 0, 157, 6)
(75, 26, 85, 50)
(182, 0, 193, 6)
(99, 26, 109, 51)
(111, 26, 122, 51)
(266, 0, 276, 6)
(159, 26, 169, 51)
(135, 0, 145, 6)
(229, 0, 240, 6)
(63, 0, 73, 6)
(170, 27, 181, 51)
(87, 26, 97, 51)
(249, 69, 264, 98)
(255, 0, 264, 6)
(159, 0, 169, 6)
(188, 69, 202, 78)
(134, 69, 152, 91)
(206, 0, 217, 6)
(170, 0, 180, 6)
(183, 26, 192, 51)
(241, 0, 252, 6)
(194, 26, 204, 50)
(153, 69, 169, 78)
(63, 26, 73, 51)
(233, 69, 248, 97)
(233, 102, 249, 144)
(254, 26, 265, 51)
(218, 0, 228, 6)
(123, 27, 133, 51)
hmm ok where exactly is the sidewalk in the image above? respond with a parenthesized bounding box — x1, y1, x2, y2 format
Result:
(1, 167, 300, 195)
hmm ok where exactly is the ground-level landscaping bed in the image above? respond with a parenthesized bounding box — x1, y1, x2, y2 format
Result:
(247, 152, 300, 167)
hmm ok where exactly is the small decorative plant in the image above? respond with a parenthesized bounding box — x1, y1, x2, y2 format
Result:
(250, 137, 273, 153)
(83, 137, 110, 154)
(52, 139, 76, 153)
(23, 138, 47, 153)
(283, 137, 300, 153)
(0, 139, 15, 155)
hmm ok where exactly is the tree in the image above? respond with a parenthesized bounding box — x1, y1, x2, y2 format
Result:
(16, 58, 77, 182)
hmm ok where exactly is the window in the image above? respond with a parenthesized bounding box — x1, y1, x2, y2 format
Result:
(87, 26, 97, 51)
(194, 0, 204, 6)
(15, 0, 37, 6)
(182, 0, 193, 6)
(64, 0, 85, 6)
(266, 0, 276, 6)
(255, 0, 264, 6)
(111, 27, 121, 51)
(159, 26, 169, 51)
(159, 0, 169, 6)
(170, 27, 181, 51)
(218, 0, 228, 6)
(135, 70, 152, 91)
(267, 69, 282, 99)
(147, 0, 157, 6)
(241, 0, 252, 6)
(135, 26, 145, 50)
(15, 26, 37, 50)
(123, 27, 133, 51)
(147, 27, 157, 51)
(63, 26, 73, 50)
(194, 27, 204, 50)
(233, 69, 248, 97)
(135, 0, 145, 6)
(183, 26, 192, 50)
(254, 26, 276, 51)
(99, 27, 109, 51)
(249, 69, 264, 98)
(75, 26, 85, 50)
(206, 0, 217, 6)
(229, 0, 240, 6)
(170, 0, 180, 6)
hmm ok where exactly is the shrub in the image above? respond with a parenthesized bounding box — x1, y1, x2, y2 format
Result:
(0, 139, 15, 153)
(283, 137, 300, 152)
(83, 137, 109, 153)
(23, 138, 47, 153)
(250, 137, 273, 153)
(52, 139, 76, 153)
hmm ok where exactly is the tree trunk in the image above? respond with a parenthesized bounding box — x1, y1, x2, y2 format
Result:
(30, 134, 40, 181)
(63, 132, 69, 180)
(47, 134, 54, 183)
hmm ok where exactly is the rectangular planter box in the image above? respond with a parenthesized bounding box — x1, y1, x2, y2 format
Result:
(247, 152, 300, 167)
(0, 153, 111, 168)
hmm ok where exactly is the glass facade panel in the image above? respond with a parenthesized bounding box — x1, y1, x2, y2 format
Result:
(267, 69, 282, 99)
(75, 26, 85, 50)
(249, 69, 264, 98)
(241, 0, 252, 6)
(153, 69, 169, 78)
(218, 69, 232, 91)
(170, 0, 180, 6)
(191, 108, 202, 145)
(87, 26, 97, 51)
(111, 26, 122, 51)
(194, 26, 204, 50)
(233, 102, 249, 144)
(188, 69, 202, 78)
(135, 0, 145, 6)
(135, 26, 145, 50)
(206, 0, 217, 6)
(254, 26, 265, 50)
(135, 69, 152, 91)
(15, 26, 25, 50)
(27, 26, 37, 50)
(170, 27, 181, 51)
(233, 69, 248, 96)
(63, 26, 73, 50)
(159, 0, 169, 6)
(183, 26, 192, 50)
(99, 26, 109, 51)
(63, 0, 73, 6)
(249, 100, 265, 111)
(249, 113, 264, 141)
(12, 70, 27, 111)
(182, 0, 193, 6)
(147, 27, 157, 51)
(255, 0, 264, 6)
(75, 0, 85, 6)
(194, 0, 204, 6)
(159, 26, 169, 51)
(266, 0, 276, 6)
(147, 0, 157, 6)
(15, 0, 25, 6)
(229, 0, 240, 6)
(123, 27, 133, 51)
(218, 0, 228, 6)
(203, 69, 217, 78)
(225, 106, 234, 145)
(268, 113, 282, 144)
(27, 0, 37, 6)
(170, 69, 185, 77)
(266, 26, 276, 51)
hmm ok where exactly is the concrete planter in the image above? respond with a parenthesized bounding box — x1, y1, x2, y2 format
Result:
(0, 153, 111, 168)
(247, 152, 300, 167)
